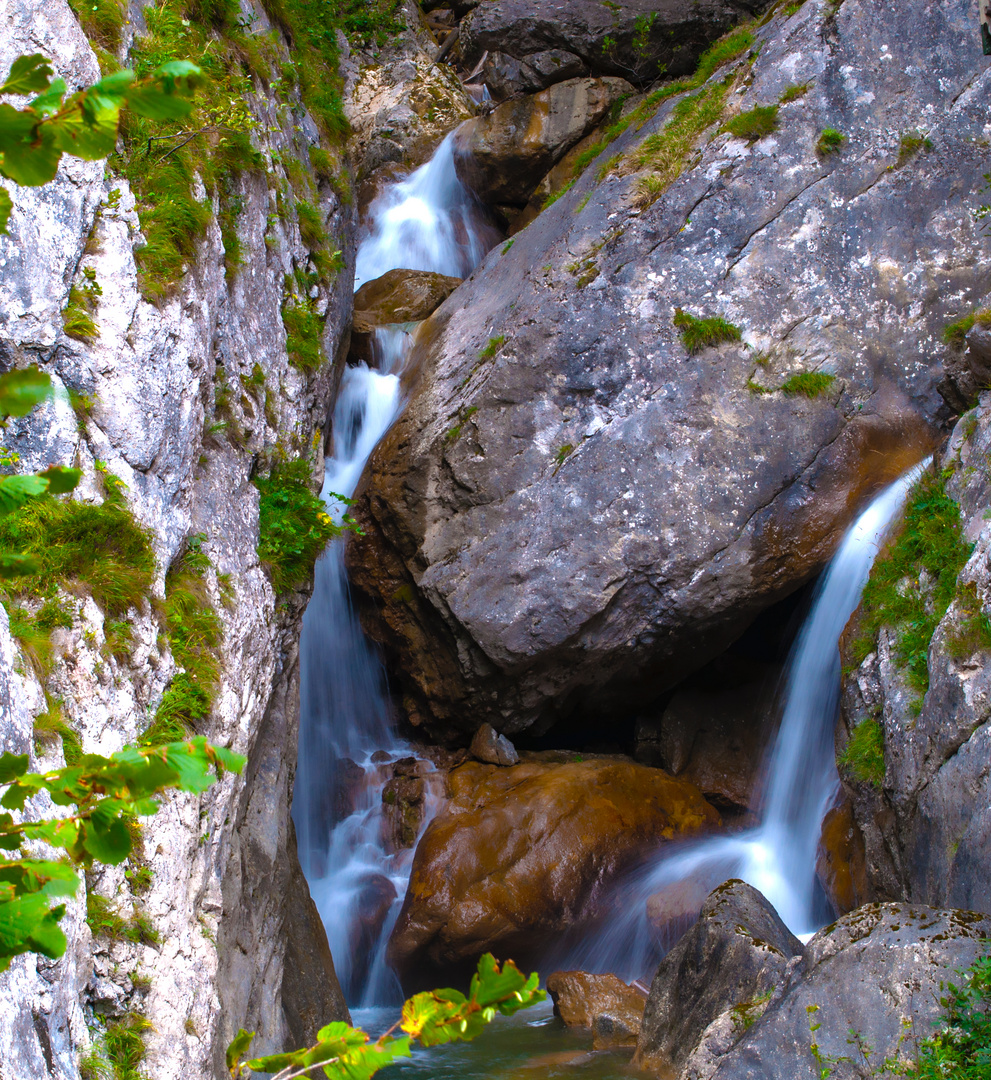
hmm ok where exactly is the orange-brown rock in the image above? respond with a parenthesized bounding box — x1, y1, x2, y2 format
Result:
(350, 269, 463, 364)
(816, 796, 870, 915)
(547, 970, 647, 1049)
(387, 757, 719, 987)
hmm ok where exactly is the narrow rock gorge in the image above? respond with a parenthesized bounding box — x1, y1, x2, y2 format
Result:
(2, 0, 991, 1076)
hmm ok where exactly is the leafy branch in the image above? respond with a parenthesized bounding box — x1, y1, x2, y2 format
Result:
(0, 52, 203, 233)
(227, 953, 546, 1080)
(0, 736, 245, 971)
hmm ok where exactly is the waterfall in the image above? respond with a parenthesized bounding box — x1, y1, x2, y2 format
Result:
(567, 463, 926, 979)
(293, 131, 496, 1007)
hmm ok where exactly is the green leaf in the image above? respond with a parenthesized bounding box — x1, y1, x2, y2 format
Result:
(337, 1037, 411, 1079)
(49, 95, 118, 161)
(226, 1028, 254, 1072)
(0, 892, 66, 968)
(0, 366, 52, 417)
(0, 474, 50, 516)
(81, 810, 131, 865)
(0, 753, 28, 784)
(91, 70, 136, 99)
(246, 1051, 300, 1073)
(0, 54, 53, 96)
(29, 77, 66, 119)
(38, 465, 81, 495)
(0, 187, 11, 235)
(0, 108, 60, 185)
(0, 553, 38, 578)
(124, 85, 194, 121)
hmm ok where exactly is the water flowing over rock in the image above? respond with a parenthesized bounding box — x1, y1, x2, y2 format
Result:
(387, 756, 719, 987)
(634, 879, 804, 1075)
(0, 1, 352, 1074)
(460, 0, 769, 91)
(347, 0, 991, 745)
(840, 396, 991, 916)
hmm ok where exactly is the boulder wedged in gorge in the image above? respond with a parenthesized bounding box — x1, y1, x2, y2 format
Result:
(386, 756, 719, 986)
(346, 0, 990, 744)
(685, 902, 991, 1080)
(635, 879, 804, 1074)
(453, 77, 633, 206)
(351, 269, 463, 363)
(460, 0, 769, 91)
(840, 396, 991, 916)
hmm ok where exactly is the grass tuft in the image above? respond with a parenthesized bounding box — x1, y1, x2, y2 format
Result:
(816, 128, 845, 155)
(780, 82, 809, 103)
(838, 716, 885, 787)
(894, 130, 933, 169)
(947, 581, 991, 660)
(723, 104, 779, 142)
(780, 372, 836, 398)
(673, 309, 742, 353)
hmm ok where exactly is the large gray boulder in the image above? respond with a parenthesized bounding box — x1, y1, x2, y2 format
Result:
(634, 880, 804, 1074)
(461, 0, 769, 91)
(346, 0, 986, 744)
(698, 903, 991, 1080)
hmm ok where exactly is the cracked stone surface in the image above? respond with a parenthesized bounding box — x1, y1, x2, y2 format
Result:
(347, 0, 988, 743)
(0, 1, 352, 1076)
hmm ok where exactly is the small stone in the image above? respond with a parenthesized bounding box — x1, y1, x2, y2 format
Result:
(547, 970, 646, 1049)
(469, 723, 519, 766)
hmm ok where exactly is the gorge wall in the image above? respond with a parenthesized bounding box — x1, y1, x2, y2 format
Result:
(0, 0, 356, 1075)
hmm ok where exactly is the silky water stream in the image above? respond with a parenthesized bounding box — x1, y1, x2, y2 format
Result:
(292, 122, 925, 1078)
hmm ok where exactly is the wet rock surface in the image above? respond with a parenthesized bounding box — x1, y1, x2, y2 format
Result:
(347, 0, 981, 744)
(469, 721, 520, 765)
(696, 902, 991, 1080)
(635, 879, 804, 1074)
(840, 397, 991, 916)
(351, 269, 463, 363)
(453, 77, 632, 206)
(547, 970, 647, 1050)
(461, 0, 768, 91)
(387, 755, 719, 986)
(815, 796, 869, 916)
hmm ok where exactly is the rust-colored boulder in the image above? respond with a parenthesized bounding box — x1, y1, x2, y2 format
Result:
(387, 756, 719, 986)
(547, 970, 647, 1049)
(816, 796, 870, 915)
(351, 269, 463, 364)
(469, 721, 519, 765)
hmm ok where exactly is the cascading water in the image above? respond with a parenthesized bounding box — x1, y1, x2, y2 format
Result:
(567, 463, 926, 980)
(293, 130, 497, 1007)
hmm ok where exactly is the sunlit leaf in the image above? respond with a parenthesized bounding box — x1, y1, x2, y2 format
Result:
(29, 77, 66, 119)
(0, 366, 52, 417)
(0, 474, 49, 516)
(0, 54, 53, 96)
(0, 754, 28, 784)
(38, 465, 81, 495)
(226, 1028, 254, 1072)
(0, 109, 59, 185)
(0, 187, 11, 235)
(49, 94, 119, 161)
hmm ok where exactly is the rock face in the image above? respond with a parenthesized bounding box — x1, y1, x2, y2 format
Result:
(635, 880, 804, 1075)
(546, 970, 647, 1050)
(387, 756, 719, 986)
(693, 902, 991, 1080)
(815, 796, 869, 916)
(469, 721, 519, 765)
(453, 77, 632, 206)
(840, 396, 991, 916)
(0, 1, 352, 1076)
(461, 0, 769, 91)
(347, 0, 979, 745)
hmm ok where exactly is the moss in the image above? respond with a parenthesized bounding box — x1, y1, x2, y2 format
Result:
(104, 1012, 151, 1080)
(542, 178, 576, 208)
(62, 270, 103, 342)
(947, 581, 991, 660)
(816, 127, 845, 155)
(780, 372, 836, 397)
(943, 312, 979, 348)
(141, 534, 221, 745)
(282, 299, 326, 371)
(33, 700, 83, 764)
(254, 458, 347, 593)
(479, 335, 505, 361)
(632, 79, 730, 207)
(850, 469, 971, 696)
(554, 444, 574, 466)
(780, 82, 809, 103)
(894, 130, 933, 169)
(86, 893, 160, 946)
(501, 240, 514, 255)
(673, 309, 742, 353)
(723, 104, 779, 142)
(445, 405, 479, 445)
(838, 717, 885, 786)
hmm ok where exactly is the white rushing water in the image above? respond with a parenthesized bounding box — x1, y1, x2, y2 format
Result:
(567, 463, 926, 979)
(293, 132, 496, 1006)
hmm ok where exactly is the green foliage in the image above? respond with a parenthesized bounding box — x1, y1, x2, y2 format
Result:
(67, 0, 127, 53)
(62, 269, 103, 342)
(838, 717, 885, 787)
(817, 128, 845, 155)
(33, 700, 83, 764)
(86, 892, 159, 945)
(141, 535, 222, 745)
(943, 310, 991, 348)
(282, 298, 327, 371)
(0, 53, 201, 234)
(104, 1012, 152, 1080)
(0, 480, 156, 616)
(947, 581, 991, 660)
(909, 950, 991, 1078)
(554, 444, 574, 466)
(895, 130, 933, 169)
(480, 335, 506, 361)
(0, 737, 244, 972)
(444, 406, 479, 445)
(254, 459, 355, 593)
(228, 954, 545, 1080)
(724, 104, 779, 142)
(780, 82, 810, 103)
(673, 308, 742, 353)
(780, 372, 836, 398)
(501, 240, 514, 254)
(851, 470, 971, 697)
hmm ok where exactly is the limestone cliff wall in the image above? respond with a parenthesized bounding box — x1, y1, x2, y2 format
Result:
(0, 0, 354, 1076)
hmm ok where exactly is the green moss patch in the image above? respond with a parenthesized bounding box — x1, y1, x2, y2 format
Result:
(723, 104, 778, 142)
(850, 470, 971, 697)
(673, 309, 742, 353)
(780, 372, 836, 398)
(838, 716, 885, 787)
(816, 127, 845, 155)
